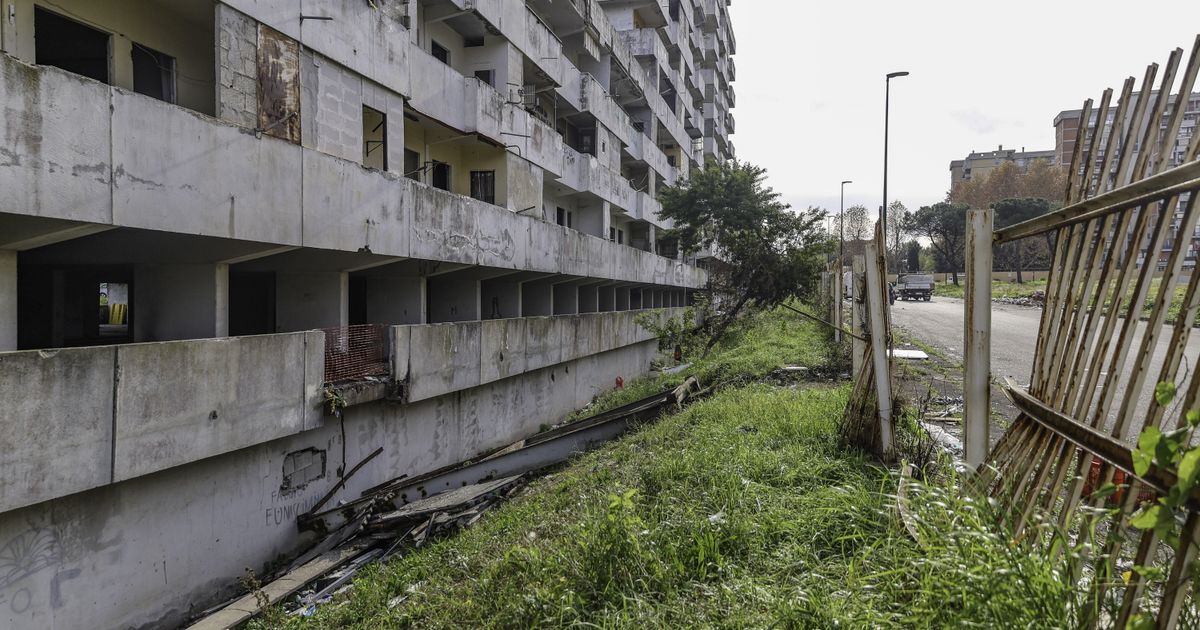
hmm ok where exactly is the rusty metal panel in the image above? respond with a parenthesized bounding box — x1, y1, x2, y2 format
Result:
(257, 24, 301, 144)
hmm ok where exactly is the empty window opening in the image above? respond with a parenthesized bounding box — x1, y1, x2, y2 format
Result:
(617, 229, 625, 245)
(431, 41, 450, 65)
(362, 105, 387, 170)
(431, 161, 451, 191)
(404, 149, 421, 180)
(470, 170, 496, 204)
(556, 207, 573, 228)
(578, 128, 596, 156)
(131, 42, 176, 104)
(98, 282, 130, 339)
(610, 227, 616, 241)
(474, 69, 495, 88)
(35, 7, 111, 84)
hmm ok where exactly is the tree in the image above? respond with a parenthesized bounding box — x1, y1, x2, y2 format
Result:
(905, 241, 921, 273)
(948, 158, 1067, 208)
(886, 200, 912, 268)
(842, 205, 872, 242)
(658, 160, 828, 352)
(992, 198, 1056, 283)
(907, 202, 969, 285)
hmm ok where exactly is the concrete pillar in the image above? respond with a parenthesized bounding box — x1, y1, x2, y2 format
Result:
(553, 282, 579, 315)
(522, 282, 553, 316)
(579, 284, 599, 313)
(598, 285, 616, 312)
(964, 209, 993, 469)
(275, 271, 349, 332)
(0, 250, 15, 351)
(427, 277, 480, 323)
(134, 263, 232, 342)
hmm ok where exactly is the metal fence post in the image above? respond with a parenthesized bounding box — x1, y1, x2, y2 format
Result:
(964, 208, 993, 469)
(851, 255, 866, 376)
(863, 240, 894, 459)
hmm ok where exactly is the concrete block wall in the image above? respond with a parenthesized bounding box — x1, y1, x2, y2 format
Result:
(216, 5, 258, 128)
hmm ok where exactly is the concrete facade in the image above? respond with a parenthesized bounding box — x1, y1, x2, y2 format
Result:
(0, 0, 727, 626)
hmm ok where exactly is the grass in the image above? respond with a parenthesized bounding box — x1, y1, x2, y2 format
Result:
(251, 308, 1078, 629)
(933, 279, 1047, 300)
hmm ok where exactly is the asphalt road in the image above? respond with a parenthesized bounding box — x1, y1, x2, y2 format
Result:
(890, 295, 1200, 436)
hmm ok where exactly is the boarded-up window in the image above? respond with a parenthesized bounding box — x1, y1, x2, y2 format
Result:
(256, 25, 300, 143)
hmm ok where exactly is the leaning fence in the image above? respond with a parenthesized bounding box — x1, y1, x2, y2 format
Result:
(841, 223, 896, 460)
(966, 34, 1200, 627)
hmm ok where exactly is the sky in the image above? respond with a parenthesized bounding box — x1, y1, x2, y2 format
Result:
(726, 1, 1200, 221)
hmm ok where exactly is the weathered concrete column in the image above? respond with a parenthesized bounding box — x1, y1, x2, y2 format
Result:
(0, 250, 15, 351)
(863, 239, 894, 460)
(964, 208, 993, 469)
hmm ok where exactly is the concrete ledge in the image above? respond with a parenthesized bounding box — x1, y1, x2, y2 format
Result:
(481, 318, 527, 384)
(405, 322, 483, 402)
(113, 332, 325, 481)
(0, 346, 115, 513)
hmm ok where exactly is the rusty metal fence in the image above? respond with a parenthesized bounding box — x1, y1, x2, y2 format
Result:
(969, 35, 1200, 627)
(322, 324, 390, 384)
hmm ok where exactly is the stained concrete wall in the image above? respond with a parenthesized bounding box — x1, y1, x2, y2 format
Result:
(0, 331, 324, 513)
(0, 337, 656, 630)
(133, 263, 229, 342)
(361, 276, 424, 325)
(0, 55, 707, 291)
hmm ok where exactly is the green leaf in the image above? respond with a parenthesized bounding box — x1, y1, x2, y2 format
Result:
(1134, 426, 1162, 476)
(1156, 381, 1178, 407)
(1130, 504, 1163, 530)
(1127, 612, 1155, 630)
(1180, 448, 1200, 493)
(1092, 482, 1120, 499)
(1188, 410, 1200, 428)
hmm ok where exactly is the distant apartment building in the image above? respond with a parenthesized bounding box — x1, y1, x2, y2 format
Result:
(948, 145, 1056, 187)
(0, 1, 734, 628)
(1053, 91, 1200, 267)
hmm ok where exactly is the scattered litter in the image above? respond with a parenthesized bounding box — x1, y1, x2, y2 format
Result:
(661, 362, 693, 374)
(708, 511, 727, 525)
(890, 349, 929, 360)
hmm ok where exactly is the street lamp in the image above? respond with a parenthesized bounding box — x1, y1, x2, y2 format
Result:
(882, 71, 909, 248)
(840, 180, 853, 261)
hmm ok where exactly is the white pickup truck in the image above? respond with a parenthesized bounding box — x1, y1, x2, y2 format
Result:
(895, 273, 934, 302)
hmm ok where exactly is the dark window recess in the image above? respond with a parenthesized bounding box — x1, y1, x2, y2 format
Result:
(556, 207, 567, 226)
(431, 41, 450, 65)
(470, 170, 496, 204)
(362, 105, 387, 170)
(35, 7, 111, 83)
(578, 128, 596, 156)
(667, 154, 678, 167)
(431, 161, 451, 191)
(404, 149, 421, 181)
(464, 36, 485, 47)
(609, 227, 617, 241)
(131, 43, 176, 103)
(617, 229, 625, 245)
(474, 69, 495, 88)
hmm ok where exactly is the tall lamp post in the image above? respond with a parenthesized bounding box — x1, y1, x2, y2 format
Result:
(882, 71, 909, 248)
(839, 180, 853, 261)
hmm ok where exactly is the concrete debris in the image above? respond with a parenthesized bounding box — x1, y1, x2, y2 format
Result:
(993, 291, 1044, 308)
(890, 349, 929, 360)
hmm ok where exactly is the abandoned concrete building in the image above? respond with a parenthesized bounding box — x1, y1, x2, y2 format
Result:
(0, 0, 735, 627)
